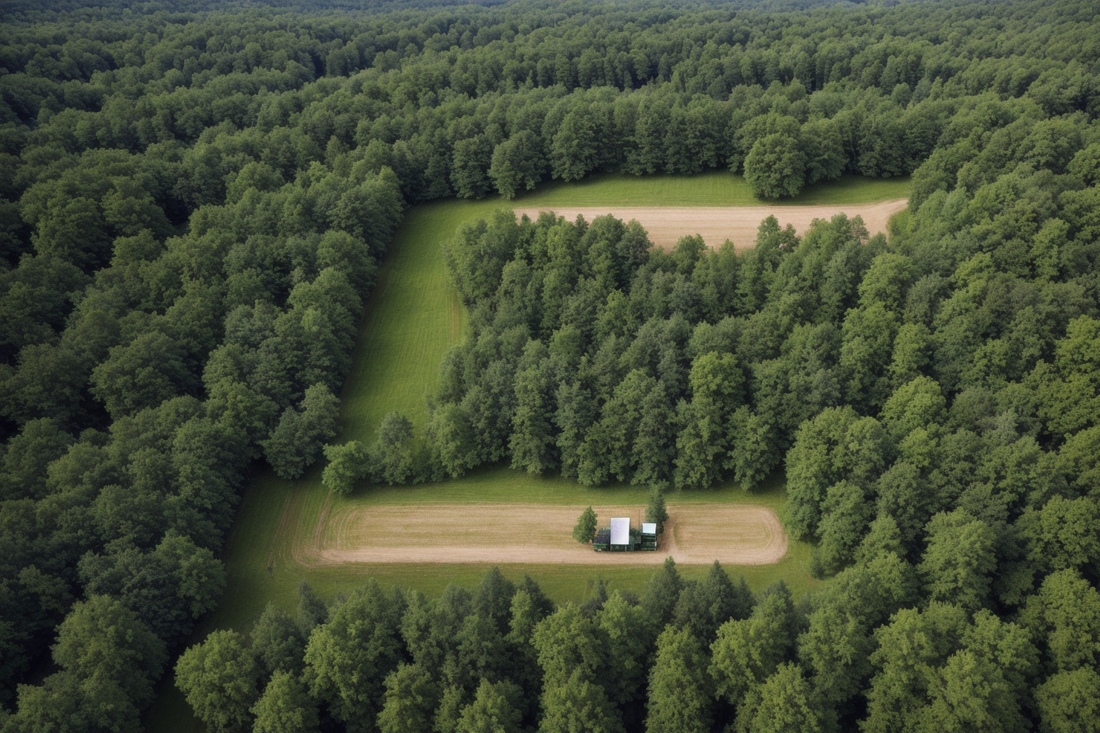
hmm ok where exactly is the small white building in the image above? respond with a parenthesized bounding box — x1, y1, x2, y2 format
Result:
(610, 517, 631, 547)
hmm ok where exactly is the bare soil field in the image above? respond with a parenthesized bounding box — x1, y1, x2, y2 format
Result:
(303, 503, 788, 566)
(512, 199, 908, 250)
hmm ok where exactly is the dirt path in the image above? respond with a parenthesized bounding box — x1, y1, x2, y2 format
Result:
(302, 503, 788, 566)
(512, 199, 908, 250)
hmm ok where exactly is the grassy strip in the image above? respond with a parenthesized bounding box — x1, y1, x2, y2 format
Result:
(514, 171, 911, 208)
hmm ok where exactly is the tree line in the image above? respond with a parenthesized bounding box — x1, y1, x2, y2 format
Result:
(176, 558, 1100, 733)
(0, 153, 403, 730)
(0, 12, 405, 721)
(1, 0, 1098, 729)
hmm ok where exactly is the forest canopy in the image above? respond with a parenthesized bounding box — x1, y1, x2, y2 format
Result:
(0, 0, 1098, 731)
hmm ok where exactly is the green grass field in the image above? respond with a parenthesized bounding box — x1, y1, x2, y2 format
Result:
(215, 467, 811, 636)
(147, 171, 908, 731)
(514, 171, 911, 207)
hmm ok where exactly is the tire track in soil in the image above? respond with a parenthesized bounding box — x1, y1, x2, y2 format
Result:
(269, 486, 306, 572)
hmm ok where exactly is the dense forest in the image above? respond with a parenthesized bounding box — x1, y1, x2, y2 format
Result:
(0, 0, 1098, 731)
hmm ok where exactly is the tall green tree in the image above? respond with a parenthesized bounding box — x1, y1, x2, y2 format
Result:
(864, 604, 1037, 733)
(736, 663, 823, 733)
(489, 131, 544, 199)
(814, 480, 875, 576)
(710, 583, 799, 710)
(550, 108, 599, 182)
(377, 663, 440, 733)
(540, 669, 624, 733)
(632, 380, 674, 487)
(251, 671, 319, 733)
(646, 626, 713, 733)
(510, 343, 557, 475)
(90, 331, 194, 418)
(53, 595, 167, 710)
(532, 603, 608, 689)
(645, 489, 669, 536)
(452, 135, 494, 199)
(175, 629, 261, 733)
(743, 134, 807, 199)
(1035, 667, 1100, 733)
(303, 580, 404, 733)
(919, 509, 998, 611)
(673, 560, 754, 643)
(1021, 569, 1100, 673)
(369, 411, 415, 485)
(597, 591, 652, 711)
(641, 557, 685, 631)
(322, 440, 369, 495)
(456, 679, 523, 733)
(573, 506, 598, 544)
(263, 383, 339, 480)
(251, 603, 307, 677)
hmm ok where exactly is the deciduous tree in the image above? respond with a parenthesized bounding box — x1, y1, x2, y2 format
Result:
(175, 629, 260, 733)
(573, 506, 597, 544)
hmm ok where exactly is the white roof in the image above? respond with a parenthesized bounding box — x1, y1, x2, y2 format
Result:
(610, 517, 631, 545)
(642, 522, 657, 535)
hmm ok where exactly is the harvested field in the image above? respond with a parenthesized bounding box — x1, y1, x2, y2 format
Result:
(306, 503, 788, 566)
(512, 199, 908, 249)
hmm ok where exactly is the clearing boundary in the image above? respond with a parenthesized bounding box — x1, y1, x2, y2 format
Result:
(202, 173, 911, 625)
(153, 173, 899, 732)
(512, 199, 908, 249)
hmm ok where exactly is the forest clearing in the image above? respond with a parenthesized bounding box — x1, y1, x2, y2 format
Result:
(512, 199, 909, 248)
(215, 176, 890, 624)
(304, 503, 788, 566)
(191, 177, 850, 657)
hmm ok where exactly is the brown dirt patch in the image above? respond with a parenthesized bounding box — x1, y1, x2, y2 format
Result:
(512, 199, 908, 250)
(302, 503, 787, 567)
